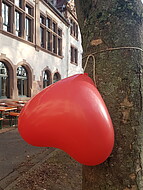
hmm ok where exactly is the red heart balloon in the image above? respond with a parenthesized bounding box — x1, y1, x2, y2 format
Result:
(18, 74, 114, 166)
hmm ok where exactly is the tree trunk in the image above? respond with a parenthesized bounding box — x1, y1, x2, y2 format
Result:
(75, 0, 143, 189)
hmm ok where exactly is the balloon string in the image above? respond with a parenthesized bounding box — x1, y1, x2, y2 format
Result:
(83, 46, 143, 85)
(83, 54, 96, 84)
(83, 46, 143, 60)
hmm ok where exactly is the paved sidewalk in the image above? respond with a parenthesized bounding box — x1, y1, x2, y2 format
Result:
(8, 149, 82, 190)
(0, 127, 16, 134)
(0, 128, 47, 187)
(0, 128, 82, 190)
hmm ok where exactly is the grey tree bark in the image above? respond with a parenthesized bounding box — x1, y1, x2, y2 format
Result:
(75, 0, 143, 189)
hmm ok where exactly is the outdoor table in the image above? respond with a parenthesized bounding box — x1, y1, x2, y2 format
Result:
(12, 101, 26, 112)
(13, 100, 27, 104)
(0, 106, 17, 129)
(0, 103, 7, 106)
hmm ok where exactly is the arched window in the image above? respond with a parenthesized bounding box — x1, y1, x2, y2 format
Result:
(17, 66, 28, 96)
(53, 72, 61, 83)
(43, 70, 51, 88)
(0, 62, 9, 98)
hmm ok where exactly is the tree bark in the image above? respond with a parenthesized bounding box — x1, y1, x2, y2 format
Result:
(75, 0, 143, 189)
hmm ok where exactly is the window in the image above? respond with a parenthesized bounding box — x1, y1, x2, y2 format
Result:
(40, 15, 46, 48)
(17, 66, 28, 96)
(40, 27, 45, 48)
(53, 72, 61, 83)
(46, 17, 51, 28)
(2, 2, 11, 32)
(40, 13, 62, 56)
(52, 22, 57, 33)
(25, 17, 32, 41)
(76, 25, 78, 39)
(15, 0, 22, 8)
(47, 31, 51, 51)
(57, 28, 62, 56)
(0, 62, 9, 98)
(15, 10, 22, 37)
(51, 21, 57, 54)
(40, 15, 45, 25)
(53, 34, 57, 54)
(57, 38, 62, 56)
(70, 19, 73, 34)
(25, 4, 33, 15)
(25, 3, 33, 42)
(71, 46, 78, 65)
(71, 46, 74, 62)
(43, 70, 52, 88)
(70, 18, 78, 39)
(75, 48, 78, 63)
(1, 1, 34, 42)
(14, 0, 24, 37)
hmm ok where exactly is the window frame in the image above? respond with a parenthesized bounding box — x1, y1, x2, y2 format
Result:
(40, 12, 63, 57)
(57, 28, 62, 56)
(70, 18, 78, 40)
(15, 9, 23, 37)
(17, 65, 28, 97)
(70, 45, 78, 65)
(43, 69, 52, 88)
(0, 61, 9, 99)
(53, 72, 61, 83)
(2, 1, 13, 33)
(25, 2, 34, 42)
(1, 0, 34, 43)
(40, 14, 46, 48)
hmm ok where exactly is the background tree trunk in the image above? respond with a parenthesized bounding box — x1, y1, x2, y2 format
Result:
(75, 0, 143, 189)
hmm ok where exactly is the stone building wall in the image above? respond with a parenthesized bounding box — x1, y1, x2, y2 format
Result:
(0, 0, 83, 100)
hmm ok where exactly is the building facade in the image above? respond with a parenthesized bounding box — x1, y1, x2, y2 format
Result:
(0, 0, 83, 100)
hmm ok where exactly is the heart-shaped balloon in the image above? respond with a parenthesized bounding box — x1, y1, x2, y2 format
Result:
(18, 74, 114, 166)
